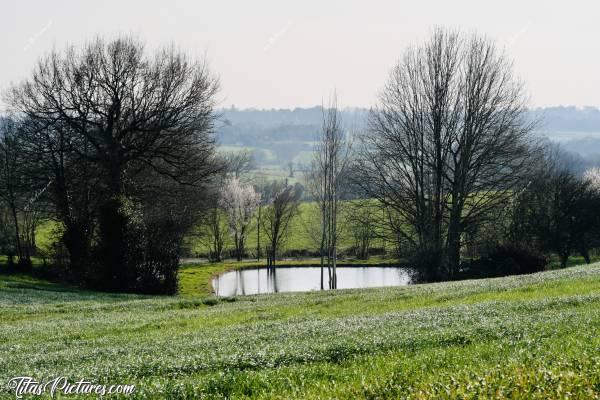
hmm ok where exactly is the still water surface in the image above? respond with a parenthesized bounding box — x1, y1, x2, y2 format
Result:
(212, 266, 412, 296)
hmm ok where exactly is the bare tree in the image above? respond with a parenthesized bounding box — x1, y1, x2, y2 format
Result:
(286, 161, 295, 178)
(253, 178, 272, 262)
(0, 117, 45, 269)
(355, 28, 535, 279)
(444, 34, 536, 275)
(197, 183, 230, 262)
(0, 205, 12, 255)
(219, 178, 260, 261)
(261, 181, 302, 264)
(224, 150, 255, 181)
(516, 146, 600, 267)
(203, 207, 229, 262)
(344, 199, 379, 260)
(7, 36, 221, 291)
(309, 97, 352, 289)
(0, 118, 27, 266)
(12, 116, 99, 276)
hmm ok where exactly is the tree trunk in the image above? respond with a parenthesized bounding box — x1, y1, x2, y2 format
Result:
(446, 199, 462, 279)
(559, 252, 569, 269)
(320, 206, 327, 290)
(271, 238, 277, 267)
(98, 198, 129, 290)
(580, 241, 591, 264)
(257, 205, 261, 261)
(9, 200, 23, 262)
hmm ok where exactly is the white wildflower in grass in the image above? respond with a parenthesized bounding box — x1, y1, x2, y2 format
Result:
(1, 264, 600, 398)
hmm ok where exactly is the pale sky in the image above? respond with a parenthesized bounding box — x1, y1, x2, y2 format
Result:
(1, 0, 599, 109)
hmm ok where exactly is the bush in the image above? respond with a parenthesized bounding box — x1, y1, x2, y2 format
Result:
(131, 217, 181, 295)
(460, 244, 548, 279)
(87, 198, 183, 295)
(409, 247, 446, 283)
(2, 253, 33, 274)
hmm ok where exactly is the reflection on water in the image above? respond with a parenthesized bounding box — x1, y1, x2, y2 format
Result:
(212, 266, 412, 296)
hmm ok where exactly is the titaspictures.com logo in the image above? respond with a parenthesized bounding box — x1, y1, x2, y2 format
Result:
(7, 376, 135, 398)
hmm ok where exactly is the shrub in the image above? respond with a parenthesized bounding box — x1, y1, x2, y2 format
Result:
(87, 198, 183, 295)
(202, 297, 219, 306)
(409, 247, 446, 282)
(460, 244, 548, 279)
(132, 217, 181, 295)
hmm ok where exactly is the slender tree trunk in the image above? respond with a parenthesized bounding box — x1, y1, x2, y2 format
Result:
(2, 148, 25, 264)
(235, 231, 241, 261)
(257, 204, 261, 261)
(580, 240, 591, 264)
(331, 175, 337, 289)
(446, 221, 461, 278)
(9, 201, 23, 262)
(270, 230, 278, 267)
(320, 219, 326, 290)
(446, 187, 463, 278)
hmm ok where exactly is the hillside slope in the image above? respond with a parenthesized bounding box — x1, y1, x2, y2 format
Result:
(1, 265, 599, 399)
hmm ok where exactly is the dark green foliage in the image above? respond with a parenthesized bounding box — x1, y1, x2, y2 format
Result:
(94, 198, 131, 291)
(460, 244, 548, 279)
(133, 217, 182, 295)
(409, 247, 446, 282)
(513, 157, 600, 268)
(202, 297, 219, 306)
(4, 37, 221, 294)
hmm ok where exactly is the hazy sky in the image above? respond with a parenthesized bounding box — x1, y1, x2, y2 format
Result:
(1, 0, 599, 109)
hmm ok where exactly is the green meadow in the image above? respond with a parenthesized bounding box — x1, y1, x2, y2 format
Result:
(1, 261, 599, 399)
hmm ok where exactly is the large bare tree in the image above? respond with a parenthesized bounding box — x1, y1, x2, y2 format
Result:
(343, 199, 380, 260)
(6, 36, 221, 291)
(356, 28, 535, 278)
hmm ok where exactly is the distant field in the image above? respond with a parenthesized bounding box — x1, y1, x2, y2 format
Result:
(1, 263, 599, 398)
(187, 200, 390, 258)
(247, 167, 307, 186)
(218, 144, 280, 165)
(34, 200, 383, 259)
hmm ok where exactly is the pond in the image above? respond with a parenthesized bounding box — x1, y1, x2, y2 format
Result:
(212, 265, 413, 296)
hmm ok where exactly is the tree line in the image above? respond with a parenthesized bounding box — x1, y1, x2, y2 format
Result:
(351, 29, 600, 280)
(2, 29, 600, 294)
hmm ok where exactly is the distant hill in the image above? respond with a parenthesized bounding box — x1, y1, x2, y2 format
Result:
(215, 107, 368, 168)
(531, 106, 600, 132)
(215, 106, 600, 168)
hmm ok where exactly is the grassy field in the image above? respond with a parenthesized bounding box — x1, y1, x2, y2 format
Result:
(1, 262, 599, 398)
(187, 200, 391, 257)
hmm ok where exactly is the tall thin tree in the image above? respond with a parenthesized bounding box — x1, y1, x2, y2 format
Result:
(309, 96, 352, 289)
